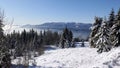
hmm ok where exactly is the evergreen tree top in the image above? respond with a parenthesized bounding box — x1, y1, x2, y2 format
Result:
(93, 17, 102, 25)
(110, 8, 114, 15)
(109, 9, 115, 21)
(117, 8, 120, 20)
(118, 8, 120, 15)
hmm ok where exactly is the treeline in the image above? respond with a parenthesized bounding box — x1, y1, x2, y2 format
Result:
(60, 27, 74, 48)
(0, 29, 61, 67)
(89, 9, 120, 53)
(8, 29, 61, 56)
(0, 9, 61, 67)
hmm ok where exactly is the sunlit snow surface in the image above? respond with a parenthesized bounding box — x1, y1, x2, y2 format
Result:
(12, 42, 120, 68)
(34, 47, 120, 68)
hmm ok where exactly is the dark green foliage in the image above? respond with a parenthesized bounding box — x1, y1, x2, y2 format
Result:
(42, 30, 60, 45)
(108, 9, 115, 27)
(0, 10, 11, 68)
(73, 38, 80, 42)
(7, 29, 43, 57)
(6, 29, 61, 57)
(60, 27, 73, 48)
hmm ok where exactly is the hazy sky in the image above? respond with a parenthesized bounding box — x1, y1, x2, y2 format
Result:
(0, 0, 120, 25)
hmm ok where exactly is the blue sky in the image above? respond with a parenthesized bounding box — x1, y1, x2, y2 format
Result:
(0, 0, 120, 25)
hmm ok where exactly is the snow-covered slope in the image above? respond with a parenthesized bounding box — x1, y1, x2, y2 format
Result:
(35, 47, 120, 68)
(12, 42, 120, 68)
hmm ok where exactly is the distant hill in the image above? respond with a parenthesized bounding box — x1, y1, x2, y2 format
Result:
(22, 22, 91, 31)
(22, 22, 92, 39)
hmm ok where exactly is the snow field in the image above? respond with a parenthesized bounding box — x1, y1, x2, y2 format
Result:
(35, 47, 120, 68)
(12, 42, 120, 68)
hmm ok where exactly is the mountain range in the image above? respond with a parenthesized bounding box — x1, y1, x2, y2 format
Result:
(22, 22, 92, 39)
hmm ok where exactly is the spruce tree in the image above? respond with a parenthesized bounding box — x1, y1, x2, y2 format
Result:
(60, 27, 73, 48)
(89, 17, 102, 48)
(108, 9, 115, 27)
(60, 34, 65, 48)
(96, 19, 111, 53)
(111, 9, 120, 47)
(68, 30, 73, 47)
(0, 9, 11, 68)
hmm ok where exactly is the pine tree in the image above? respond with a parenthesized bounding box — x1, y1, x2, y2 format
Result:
(68, 30, 73, 47)
(0, 9, 4, 39)
(63, 26, 69, 40)
(96, 19, 111, 53)
(89, 17, 102, 48)
(110, 8, 120, 47)
(0, 9, 11, 68)
(60, 34, 65, 48)
(60, 27, 73, 48)
(53, 32, 60, 46)
(108, 9, 115, 27)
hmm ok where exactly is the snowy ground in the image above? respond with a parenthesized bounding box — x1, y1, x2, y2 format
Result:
(12, 42, 120, 68)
